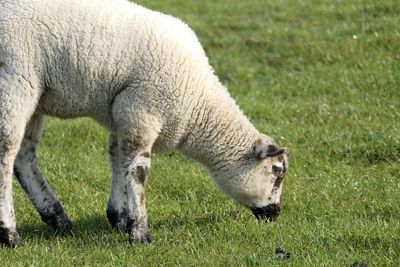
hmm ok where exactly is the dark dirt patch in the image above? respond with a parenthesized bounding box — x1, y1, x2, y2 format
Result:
(275, 246, 291, 259)
(351, 260, 367, 267)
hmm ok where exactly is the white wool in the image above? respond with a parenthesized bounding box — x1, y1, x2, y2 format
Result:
(1, 0, 260, 168)
(0, 0, 288, 244)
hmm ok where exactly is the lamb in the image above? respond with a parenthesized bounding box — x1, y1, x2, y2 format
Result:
(0, 0, 288, 246)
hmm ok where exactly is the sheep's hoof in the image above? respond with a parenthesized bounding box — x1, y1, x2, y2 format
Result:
(39, 202, 74, 235)
(54, 218, 74, 236)
(0, 228, 23, 248)
(106, 208, 127, 232)
(128, 231, 153, 244)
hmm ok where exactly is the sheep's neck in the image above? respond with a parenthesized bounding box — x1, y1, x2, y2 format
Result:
(180, 83, 259, 171)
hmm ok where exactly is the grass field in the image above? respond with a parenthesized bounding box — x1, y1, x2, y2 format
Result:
(1, 0, 400, 266)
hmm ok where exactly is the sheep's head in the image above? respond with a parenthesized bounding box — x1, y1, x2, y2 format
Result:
(211, 135, 288, 221)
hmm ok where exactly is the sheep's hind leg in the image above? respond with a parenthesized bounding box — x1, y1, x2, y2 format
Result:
(0, 73, 38, 247)
(0, 131, 23, 247)
(106, 133, 128, 232)
(13, 115, 73, 234)
(112, 90, 160, 243)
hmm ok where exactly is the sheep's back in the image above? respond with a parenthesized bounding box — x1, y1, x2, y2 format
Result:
(1, 0, 221, 142)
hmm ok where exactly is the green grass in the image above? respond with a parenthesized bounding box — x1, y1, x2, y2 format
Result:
(1, 0, 400, 265)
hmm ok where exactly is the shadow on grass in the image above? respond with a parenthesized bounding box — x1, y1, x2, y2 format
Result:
(17, 210, 246, 242)
(151, 214, 221, 231)
(18, 213, 113, 241)
(151, 210, 245, 231)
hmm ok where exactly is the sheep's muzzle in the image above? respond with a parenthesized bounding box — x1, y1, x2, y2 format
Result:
(251, 203, 280, 221)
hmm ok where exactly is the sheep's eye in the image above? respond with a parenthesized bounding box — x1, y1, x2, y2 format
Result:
(272, 165, 282, 175)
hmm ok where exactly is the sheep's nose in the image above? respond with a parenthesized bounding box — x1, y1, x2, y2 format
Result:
(251, 203, 280, 221)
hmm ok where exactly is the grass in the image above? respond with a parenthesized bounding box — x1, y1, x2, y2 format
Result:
(1, 0, 400, 265)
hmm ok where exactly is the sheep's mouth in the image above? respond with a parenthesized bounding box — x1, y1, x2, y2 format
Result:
(251, 203, 280, 221)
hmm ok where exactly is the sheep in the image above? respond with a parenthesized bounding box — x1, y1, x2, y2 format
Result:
(0, 0, 289, 246)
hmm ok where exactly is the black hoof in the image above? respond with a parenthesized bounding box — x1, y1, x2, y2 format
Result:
(40, 202, 74, 234)
(128, 232, 153, 244)
(54, 218, 74, 235)
(106, 208, 127, 232)
(0, 228, 23, 248)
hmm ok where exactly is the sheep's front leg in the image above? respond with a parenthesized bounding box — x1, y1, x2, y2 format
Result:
(112, 89, 159, 243)
(121, 149, 152, 243)
(106, 134, 128, 231)
(14, 115, 73, 233)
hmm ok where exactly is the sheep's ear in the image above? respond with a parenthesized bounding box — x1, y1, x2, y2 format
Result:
(253, 143, 286, 159)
